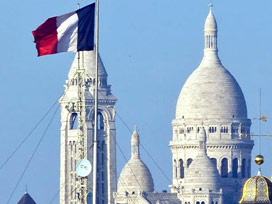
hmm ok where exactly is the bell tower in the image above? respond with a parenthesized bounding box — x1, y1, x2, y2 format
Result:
(59, 51, 117, 204)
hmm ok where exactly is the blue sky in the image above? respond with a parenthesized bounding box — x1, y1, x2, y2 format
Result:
(1, 0, 272, 203)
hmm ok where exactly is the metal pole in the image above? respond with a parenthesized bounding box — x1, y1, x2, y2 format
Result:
(93, 0, 99, 203)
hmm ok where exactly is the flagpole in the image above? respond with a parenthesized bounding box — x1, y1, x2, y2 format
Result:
(93, 0, 99, 203)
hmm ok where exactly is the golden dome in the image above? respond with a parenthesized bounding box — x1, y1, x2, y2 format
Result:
(255, 155, 264, 166)
(239, 176, 272, 204)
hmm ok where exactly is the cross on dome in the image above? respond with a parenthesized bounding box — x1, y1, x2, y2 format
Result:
(208, 3, 213, 10)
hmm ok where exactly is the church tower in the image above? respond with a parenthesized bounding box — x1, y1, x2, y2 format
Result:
(170, 5, 254, 203)
(59, 51, 117, 204)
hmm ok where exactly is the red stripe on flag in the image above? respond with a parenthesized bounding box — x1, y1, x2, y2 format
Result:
(32, 17, 58, 56)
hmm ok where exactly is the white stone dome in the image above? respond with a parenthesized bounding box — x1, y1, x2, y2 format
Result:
(117, 157, 154, 193)
(176, 63, 247, 120)
(175, 8, 247, 121)
(185, 127, 220, 191)
(117, 129, 154, 194)
(185, 153, 220, 190)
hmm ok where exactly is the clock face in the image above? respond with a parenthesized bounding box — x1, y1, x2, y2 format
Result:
(76, 159, 92, 177)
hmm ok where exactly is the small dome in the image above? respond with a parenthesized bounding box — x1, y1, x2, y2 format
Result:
(239, 176, 272, 204)
(117, 158, 154, 193)
(68, 51, 107, 80)
(117, 128, 154, 194)
(185, 128, 220, 191)
(185, 153, 220, 190)
(204, 9, 217, 31)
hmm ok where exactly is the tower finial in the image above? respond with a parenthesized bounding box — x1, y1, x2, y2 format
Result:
(255, 155, 264, 176)
(131, 126, 140, 159)
(208, 2, 213, 11)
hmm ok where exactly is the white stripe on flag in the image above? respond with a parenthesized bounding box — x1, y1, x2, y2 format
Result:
(57, 12, 78, 52)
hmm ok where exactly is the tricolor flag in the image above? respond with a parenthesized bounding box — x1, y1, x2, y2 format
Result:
(32, 3, 95, 56)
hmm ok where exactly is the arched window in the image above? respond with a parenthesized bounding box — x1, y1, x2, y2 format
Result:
(242, 159, 246, 178)
(179, 159, 184, 178)
(196, 202, 200, 204)
(232, 158, 238, 178)
(221, 158, 228, 178)
(211, 158, 217, 167)
(187, 158, 193, 168)
(70, 113, 78, 129)
(98, 112, 104, 130)
(201, 202, 205, 204)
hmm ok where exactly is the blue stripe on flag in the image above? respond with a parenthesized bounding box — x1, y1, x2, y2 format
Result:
(76, 3, 95, 51)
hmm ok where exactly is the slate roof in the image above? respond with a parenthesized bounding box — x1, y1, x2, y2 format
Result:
(17, 193, 37, 204)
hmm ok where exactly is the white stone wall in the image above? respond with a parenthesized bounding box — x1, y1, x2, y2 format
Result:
(170, 118, 253, 203)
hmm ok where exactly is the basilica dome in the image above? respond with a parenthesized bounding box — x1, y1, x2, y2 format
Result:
(175, 63, 247, 120)
(175, 9, 247, 121)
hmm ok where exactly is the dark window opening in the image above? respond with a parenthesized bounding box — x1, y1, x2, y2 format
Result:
(70, 113, 78, 129)
(187, 158, 193, 168)
(232, 158, 238, 178)
(211, 158, 217, 167)
(98, 112, 104, 130)
(221, 158, 228, 178)
(220, 126, 228, 133)
(179, 159, 184, 178)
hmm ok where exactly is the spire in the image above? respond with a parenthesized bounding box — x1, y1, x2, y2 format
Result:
(17, 193, 37, 204)
(198, 127, 207, 154)
(68, 51, 109, 90)
(131, 126, 140, 159)
(201, 4, 221, 64)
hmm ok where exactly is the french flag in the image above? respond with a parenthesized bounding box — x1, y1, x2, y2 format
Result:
(32, 3, 95, 56)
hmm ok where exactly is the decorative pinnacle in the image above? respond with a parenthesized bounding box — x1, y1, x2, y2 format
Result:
(134, 125, 137, 132)
(208, 3, 213, 11)
(255, 155, 264, 166)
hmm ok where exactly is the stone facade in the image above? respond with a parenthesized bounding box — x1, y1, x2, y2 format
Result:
(170, 7, 254, 204)
(114, 6, 254, 204)
(59, 51, 117, 204)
